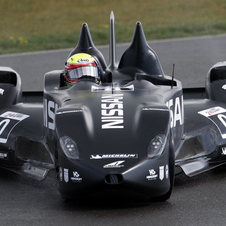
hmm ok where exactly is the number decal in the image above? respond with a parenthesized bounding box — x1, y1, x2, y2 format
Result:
(0, 119, 10, 135)
(0, 112, 29, 143)
(198, 107, 226, 139)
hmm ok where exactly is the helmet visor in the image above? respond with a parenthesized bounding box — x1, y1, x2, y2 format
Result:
(67, 66, 98, 82)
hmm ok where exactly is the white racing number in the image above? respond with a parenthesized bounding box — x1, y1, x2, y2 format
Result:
(0, 111, 29, 143)
(198, 106, 226, 139)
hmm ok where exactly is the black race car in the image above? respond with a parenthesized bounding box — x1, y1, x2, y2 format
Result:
(1, 12, 226, 201)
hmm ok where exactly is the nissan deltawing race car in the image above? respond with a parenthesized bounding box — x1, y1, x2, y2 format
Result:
(1, 12, 226, 201)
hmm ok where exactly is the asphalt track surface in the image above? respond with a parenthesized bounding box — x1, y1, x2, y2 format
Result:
(1, 35, 226, 226)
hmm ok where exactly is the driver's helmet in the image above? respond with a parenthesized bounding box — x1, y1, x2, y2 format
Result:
(65, 53, 99, 85)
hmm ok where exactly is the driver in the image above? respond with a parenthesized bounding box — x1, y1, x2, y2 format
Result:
(64, 53, 101, 86)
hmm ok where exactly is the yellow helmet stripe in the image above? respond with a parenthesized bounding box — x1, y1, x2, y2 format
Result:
(67, 53, 95, 64)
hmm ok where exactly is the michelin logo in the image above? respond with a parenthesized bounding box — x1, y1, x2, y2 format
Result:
(90, 154, 138, 159)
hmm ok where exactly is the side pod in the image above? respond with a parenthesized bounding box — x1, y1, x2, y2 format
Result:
(0, 66, 22, 105)
(206, 61, 226, 103)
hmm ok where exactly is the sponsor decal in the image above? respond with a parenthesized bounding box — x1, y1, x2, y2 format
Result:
(222, 84, 226, 90)
(44, 99, 59, 130)
(0, 88, 4, 95)
(166, 96, 184, 128)
(103, 160, 125, 168)
(59, 167, 63, 181)
(0, 111, 29, 143)
(71, 171, 82, 183)
(198, 107, 226, 139)
(78, 58, 89, 63)
(0, 152, 8, 160)
(222, 147, 226, 155)
(165, 164, 169, 179)
(159, 166, 164, 180)
(64, 168, 69, 183)
(90, 154, 138, 159)
(101, 94, 124, 129)
(198, 106, 225, 117)
(146, 169, 158, 180)
(1, 112, 29, 121)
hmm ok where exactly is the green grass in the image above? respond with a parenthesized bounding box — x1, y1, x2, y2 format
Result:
(1, 0, 226, 54)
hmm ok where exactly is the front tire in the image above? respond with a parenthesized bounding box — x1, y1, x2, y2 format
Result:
(153, 135, 175, 202)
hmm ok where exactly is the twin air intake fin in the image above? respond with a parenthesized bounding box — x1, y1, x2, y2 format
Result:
(68, 11, 171, 84)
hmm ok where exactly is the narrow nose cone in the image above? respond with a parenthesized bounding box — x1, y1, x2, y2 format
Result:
(68, 23, 107, 70)
(118, 22, 164, 76)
